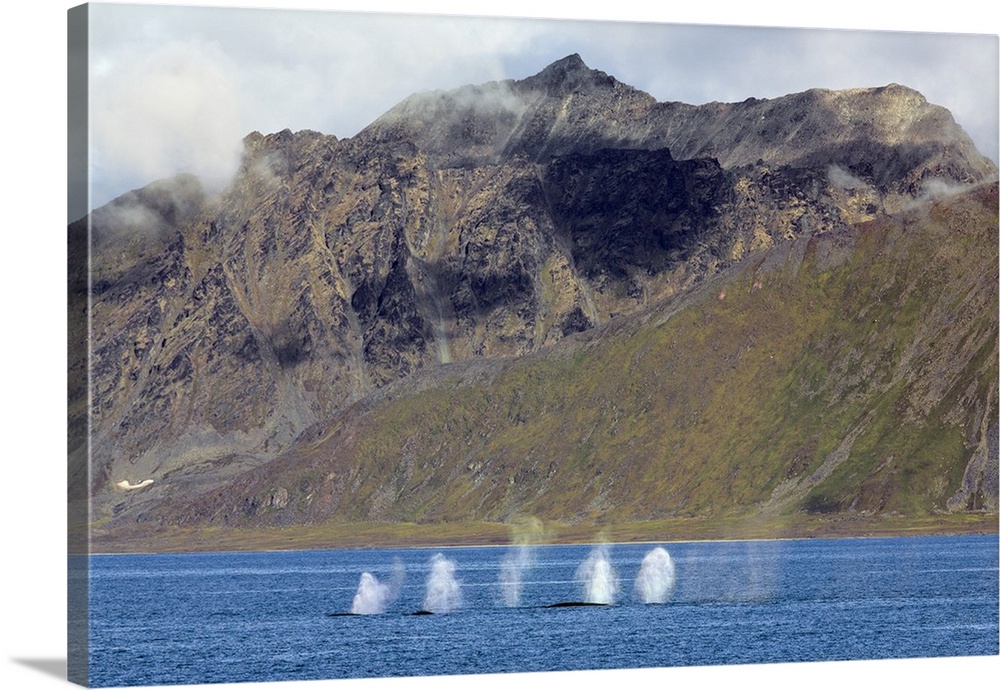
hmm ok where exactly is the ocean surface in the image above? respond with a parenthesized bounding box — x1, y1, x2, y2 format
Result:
(85, 534, 999, 687)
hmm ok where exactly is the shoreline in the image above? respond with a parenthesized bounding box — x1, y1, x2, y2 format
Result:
(84, 513, 999, 556)
(86, 529, 1000, 558)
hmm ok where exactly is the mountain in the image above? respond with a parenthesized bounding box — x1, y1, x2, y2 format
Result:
(365, 54, 992, 201)
(69, 55, 999, 551)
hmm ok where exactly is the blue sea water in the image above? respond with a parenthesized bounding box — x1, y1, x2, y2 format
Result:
(85, 535, 999, 687)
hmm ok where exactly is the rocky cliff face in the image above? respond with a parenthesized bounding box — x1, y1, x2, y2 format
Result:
(69, 55, 998, 539)
(365, 54, 993, 199)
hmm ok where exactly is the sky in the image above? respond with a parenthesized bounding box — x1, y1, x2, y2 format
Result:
(74, 0, 1000, 221)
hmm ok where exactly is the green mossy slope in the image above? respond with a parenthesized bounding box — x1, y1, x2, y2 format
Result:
(113, 183, 998, 541)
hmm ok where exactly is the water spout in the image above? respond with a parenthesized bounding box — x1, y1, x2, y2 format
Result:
(634, 546, 676, 604)
(423, 554, 461, 613)
(576, 545, 618, 605)
(349, 558, 405, 614)
(500, 517, 543, 607)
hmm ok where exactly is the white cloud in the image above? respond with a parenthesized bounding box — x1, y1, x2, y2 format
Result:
(84, 5, 548, 211)
(90, 38, 245, 205)
(828, 165, 869, 191)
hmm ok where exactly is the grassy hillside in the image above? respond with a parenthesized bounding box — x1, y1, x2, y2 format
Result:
(97, 183, 998, 550)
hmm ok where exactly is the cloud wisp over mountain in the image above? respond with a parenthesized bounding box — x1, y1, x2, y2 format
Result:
(78, 3, 999, 221)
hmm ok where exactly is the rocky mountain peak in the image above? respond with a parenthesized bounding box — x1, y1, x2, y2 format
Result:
(516, 53, 619, 95)
(357, 55, 995, 195)
(542, 52, 588, 74)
